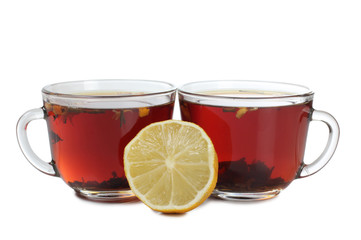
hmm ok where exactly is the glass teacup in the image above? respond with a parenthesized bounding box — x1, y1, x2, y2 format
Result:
(17, 79, 176, 201)
(178, 80, 339, 200)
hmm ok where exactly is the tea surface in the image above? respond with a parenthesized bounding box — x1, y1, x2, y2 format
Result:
(198, 89, 291, 98)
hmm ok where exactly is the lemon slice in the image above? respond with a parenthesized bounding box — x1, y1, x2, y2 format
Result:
(124, 120, 218, 213)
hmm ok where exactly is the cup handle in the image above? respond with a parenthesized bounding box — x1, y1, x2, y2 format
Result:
(16, 108, 58, 176)
(298, 110, 340, 178)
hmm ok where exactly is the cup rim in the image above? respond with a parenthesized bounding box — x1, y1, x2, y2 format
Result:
(42, 79, 177, 99)
(178, 80, 314, 100)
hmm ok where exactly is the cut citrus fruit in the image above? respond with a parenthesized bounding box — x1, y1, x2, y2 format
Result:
(124, 120, 218, 213)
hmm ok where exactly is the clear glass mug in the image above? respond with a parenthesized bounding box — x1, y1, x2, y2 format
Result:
(178, 80, 339, 201)
(17, 80, 176, 202)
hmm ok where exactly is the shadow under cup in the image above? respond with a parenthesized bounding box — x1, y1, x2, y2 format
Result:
(178, 81, 339, 201)
(17, 80, 176, 202)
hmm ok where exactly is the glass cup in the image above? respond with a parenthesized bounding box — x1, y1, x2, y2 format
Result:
(17, 79, 176, 202)
(178, 80, 339, 201)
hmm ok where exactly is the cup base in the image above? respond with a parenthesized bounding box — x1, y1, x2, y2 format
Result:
(212, 189, 280, 201)
(74, 189, 138, 202)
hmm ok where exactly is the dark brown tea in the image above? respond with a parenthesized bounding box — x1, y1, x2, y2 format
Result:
(44, 101, 174, 193)
(180, 91, 312, 193)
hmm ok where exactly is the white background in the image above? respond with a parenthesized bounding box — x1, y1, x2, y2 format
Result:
(1, 1, 360, 239)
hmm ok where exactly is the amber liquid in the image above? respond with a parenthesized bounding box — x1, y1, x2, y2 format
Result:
(180, 94, 312, 193)
(45, 102, 174, 191)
